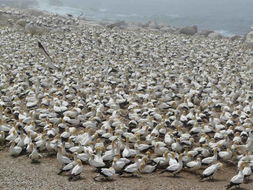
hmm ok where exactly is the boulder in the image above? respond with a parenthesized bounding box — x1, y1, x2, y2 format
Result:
(147, 21, 160, 29)
(208, 32, 223, 39)
(198, 30, 213, 37)
(179, 25, 198, 36)
(230, 35, 242, 41)
(107, 21, 127, 29)
(245, 31, 253, 48)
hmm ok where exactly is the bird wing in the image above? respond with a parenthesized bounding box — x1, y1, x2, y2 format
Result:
(186, 161, 196, 168)
(62, 156, 72, 164)
(125, 163, 137, 172)
(203, 164, 216, 176)
(102, 168, 115, 177)
(167, 163, 179, 171)
(116, 160, 126, 168)
(231, 173, 244, 184)
(72, 165, 83, 175)
(202, 157, 213, 164)
(38, 41, 52, 62)
(63, 162, 74, 170)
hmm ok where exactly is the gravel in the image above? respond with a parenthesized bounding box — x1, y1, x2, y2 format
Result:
(0, 151, 252, 190)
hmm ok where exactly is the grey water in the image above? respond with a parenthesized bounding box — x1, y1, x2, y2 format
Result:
(10, 0, 253, 36)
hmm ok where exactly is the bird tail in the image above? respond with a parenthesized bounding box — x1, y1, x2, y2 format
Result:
(199, 175, 205, 182)
(68, 175, 73, 181)
(154, 162, 160, 172)
(160, 169, 167, 174)
(225, 183, 233, 190)
(57, 169, 64, 175)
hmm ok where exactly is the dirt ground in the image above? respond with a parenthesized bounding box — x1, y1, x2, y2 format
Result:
(0, 151, 252, 190)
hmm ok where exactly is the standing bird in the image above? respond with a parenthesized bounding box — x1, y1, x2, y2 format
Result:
(29, 143, 43, 163)
(9, 141, 22, 156)
(242, 161, 252, 183)
(58, 153, 78, 175)
(200, 162, 223, 181)
(119, 156, 142, 176)
(94, 167, 116, 181)
(139, 157, 160, 174)
(57, 146, 71, 166)
(186, 157, 202, 174)
(226, 163, 245, 189)
(201, 148, 218, 165)
(160, 154, 183, 176)
(68, 159, 83, 181)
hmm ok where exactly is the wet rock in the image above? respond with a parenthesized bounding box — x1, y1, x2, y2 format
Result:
(146, 21, 160, 29)
(230, 35, 242, 41)
(107, 21, 127, 29)
(198, 30, 213, 37)
(208, 32, 223, 39)
(179, 25, 198, 36)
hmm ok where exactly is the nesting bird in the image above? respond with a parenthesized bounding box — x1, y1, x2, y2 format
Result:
(0, 6, 253, 189)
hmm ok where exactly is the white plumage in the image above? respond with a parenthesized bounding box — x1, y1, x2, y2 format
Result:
(101, 167, 116, 177)
(201, 162, 222, 180)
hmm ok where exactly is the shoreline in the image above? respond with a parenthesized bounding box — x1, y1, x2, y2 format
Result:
(0, 5, 248, 39)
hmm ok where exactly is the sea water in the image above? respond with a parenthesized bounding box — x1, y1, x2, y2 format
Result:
(37, 0, 253, 36)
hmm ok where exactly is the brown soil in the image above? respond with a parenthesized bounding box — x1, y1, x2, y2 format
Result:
(0, 150, 252, 190)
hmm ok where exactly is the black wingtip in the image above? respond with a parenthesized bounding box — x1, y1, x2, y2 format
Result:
(38, 41, 43, 48)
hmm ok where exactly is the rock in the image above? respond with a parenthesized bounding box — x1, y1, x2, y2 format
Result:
(147, 21, 160, 29)
(160, 26, 174, 33)
(245, 31, 253, 48)
(198, 30, 213, 37)
(107, 21, 127, 29)
(126, 24, 141, 31)
(208, 32, 223, 39)
(230, 35, 242, 41)
(179, 25, 198, 36)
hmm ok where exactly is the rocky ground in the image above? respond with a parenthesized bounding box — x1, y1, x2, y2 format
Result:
(0, 150, 252, 190)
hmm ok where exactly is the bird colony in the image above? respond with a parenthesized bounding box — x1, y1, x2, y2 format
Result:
(1, 8, 253, 189)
